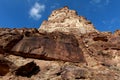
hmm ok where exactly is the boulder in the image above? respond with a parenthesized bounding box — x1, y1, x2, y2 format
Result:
(15, 61, 40, 77)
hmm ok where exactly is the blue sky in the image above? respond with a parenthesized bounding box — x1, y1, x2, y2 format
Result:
(0, 0, 120, 32)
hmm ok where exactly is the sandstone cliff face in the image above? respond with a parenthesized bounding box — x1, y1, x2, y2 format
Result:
(39, 6, 98, 34)
(11, 31, 85, 63)
(0, 7, 120, 80)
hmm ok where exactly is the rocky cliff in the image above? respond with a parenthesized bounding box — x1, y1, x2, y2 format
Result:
(39, 6, 98, 34)
(0, 7, 120, 80)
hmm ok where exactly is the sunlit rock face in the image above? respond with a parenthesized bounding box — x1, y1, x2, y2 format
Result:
(1, 7, 120, 80)
(39, 6, 98, 34)
(114, 30, 120, 36)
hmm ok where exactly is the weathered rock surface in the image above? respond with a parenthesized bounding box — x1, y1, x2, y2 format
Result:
(0, 59, 11, 76)
(0, 7, 120, 80)
(39, 6, 98, 34)
(11, 31, 85, 63)
(0, 57, 16, 76)
(114, 30, 120, 36)
(15, 61, 40, 77)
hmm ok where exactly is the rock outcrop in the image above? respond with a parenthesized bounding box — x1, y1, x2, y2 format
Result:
(39, 6, 98, 34)
(0, 7, 120, 80)
(15, 61, 40, 77)
(11, 31, 85, 63)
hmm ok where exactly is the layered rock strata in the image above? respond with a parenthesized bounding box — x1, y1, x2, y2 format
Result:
(39, 6, 98, 34)
(0, 7, 120, 80)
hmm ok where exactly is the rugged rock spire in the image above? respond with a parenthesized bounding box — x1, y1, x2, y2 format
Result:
(39, 6, 98, 34)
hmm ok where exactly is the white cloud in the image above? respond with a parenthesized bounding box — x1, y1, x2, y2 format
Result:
(29, 2, 45, 20)
(50, 3, 59, 9)
(102, 18, 120, 30)
(90, 0, 110, 7)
